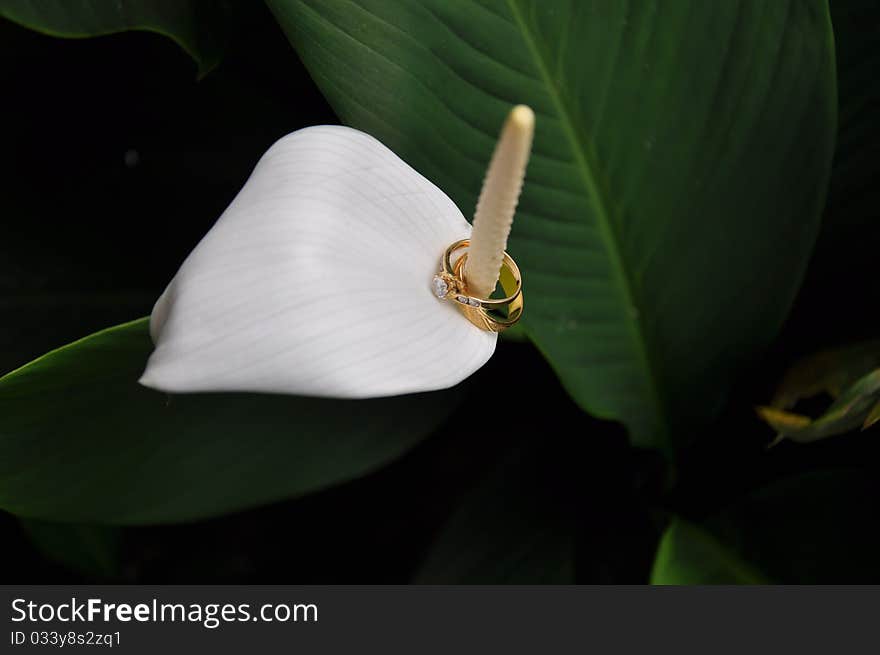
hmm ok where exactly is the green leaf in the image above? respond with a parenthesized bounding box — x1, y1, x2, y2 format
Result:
(498, 321, 529, 343)
(0, 0, 233, 76)
(269, 0, 837, 449)
(19, 518, 121, 579)
(0, 319, 459, 524)
(656, 471, 880, 584)
(415, 446, 574, 584)
(0, 292, 156, 377)
(651, 518, 768, 585)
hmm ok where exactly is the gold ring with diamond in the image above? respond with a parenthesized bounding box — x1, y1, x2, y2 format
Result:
(431, 239, 523, 332)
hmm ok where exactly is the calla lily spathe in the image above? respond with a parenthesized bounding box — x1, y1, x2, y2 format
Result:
(139, 126, 497, 398)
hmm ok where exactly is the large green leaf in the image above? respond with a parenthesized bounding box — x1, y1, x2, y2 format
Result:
(0, 319, 458, 524)
(651, 518, 768, 585)
(0, 0, 233, 75)
(270, 0, 836, 448)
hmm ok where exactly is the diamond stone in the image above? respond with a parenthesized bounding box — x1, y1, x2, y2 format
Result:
(456, 295, 468, 304)
(468, 298, 481, 307)
(431, 275, 449, 299)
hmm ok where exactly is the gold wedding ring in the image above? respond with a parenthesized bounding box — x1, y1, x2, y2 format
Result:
(431, 239, 523, 332)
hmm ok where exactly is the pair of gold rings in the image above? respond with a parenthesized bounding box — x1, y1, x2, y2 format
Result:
(431, 239, 523, 332)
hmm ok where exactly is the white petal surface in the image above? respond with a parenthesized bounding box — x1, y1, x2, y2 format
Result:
(140, 126, 496, 397)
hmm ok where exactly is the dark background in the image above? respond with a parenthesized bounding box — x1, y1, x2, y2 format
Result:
(2, 3, 879, 584)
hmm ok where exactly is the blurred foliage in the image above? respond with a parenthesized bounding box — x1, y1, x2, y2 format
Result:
(710, 470, 880, 583)
(415, 442, 578, 584)
(778, 0, 880, 356)
(19, 519, 122, 580)
(0, 0, 236, 76)
(657, 469, 880, 584)
(757, 340, 880, 443)
(651, 519, 767, 585)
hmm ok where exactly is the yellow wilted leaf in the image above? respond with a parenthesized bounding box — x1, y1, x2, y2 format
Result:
(755, 407, 811, 432)
(757, 339, 880, 445)
(864, 401, 880, 431)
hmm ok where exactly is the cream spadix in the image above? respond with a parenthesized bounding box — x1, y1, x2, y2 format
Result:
(466, 105, 534, 298)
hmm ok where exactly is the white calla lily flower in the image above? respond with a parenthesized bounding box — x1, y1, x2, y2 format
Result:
(140, 107, 533, 398)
